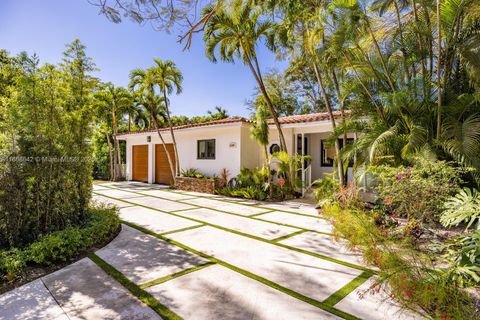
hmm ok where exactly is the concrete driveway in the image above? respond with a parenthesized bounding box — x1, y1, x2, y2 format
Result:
(1, 182, 420, 320)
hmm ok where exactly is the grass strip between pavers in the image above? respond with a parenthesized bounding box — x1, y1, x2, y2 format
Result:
(159, 224, 206, 236)
(168, 188, 324, 219)
(139, 262, 216, 289)
(88, 253, 183, 320)
(98, 186, 335, 237)
(271, 229, 308, 242)
(121, 220, 362, 320)
(323, 271, 374, 307)
(94, 191, 375, 273)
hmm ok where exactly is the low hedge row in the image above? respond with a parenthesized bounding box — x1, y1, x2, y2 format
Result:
(0, 206, 120, 283)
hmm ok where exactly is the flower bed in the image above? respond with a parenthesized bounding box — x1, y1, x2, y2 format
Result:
(175, 176, 216, 194)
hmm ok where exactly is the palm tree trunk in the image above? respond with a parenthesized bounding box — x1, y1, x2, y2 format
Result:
(393, 1, 410, 82)
(245, 54, 287, 152)
(412, 0, 428, 100)
(342, 51, 385, 120)
(163, 88, 181, 176)
(332, 70, 348, 185)
(150, 103, 176, 184)
(436, 0, 442, 139)
(264, 145, 273, 199)
(105, 131, 114, 181)
(365, 18, 396, 92)
(311, 61, 345, 184)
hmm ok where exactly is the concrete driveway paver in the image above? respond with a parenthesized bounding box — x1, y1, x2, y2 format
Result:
(166, 226, 362, 302)
(177, 207, 299, 240)
(257, 211, 334, 234)
(42, 258, 161, 320)
(182, 197, 270, 216)
(92, 185, 110, 191)
(147, 264, 341, 320)
(259, 202, 320, 216)
(279, 231, 366, 267)
(139, 189, 197, 201)
(334, 277, 419, 320)
(94, 188, 145, 199)
(92, 195, 133, 208)
(128, 196, 195, 212)
(96, 225, 209, 285)
(0, 279, 68, 320)
(119, 206, 200, 234)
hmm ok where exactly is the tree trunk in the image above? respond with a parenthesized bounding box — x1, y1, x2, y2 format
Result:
(332, 70, 348, 185)
(412, 0, 428, 100)
(365, 18, 396, 92)
(311, 61, 345, 184)
(436, 0, 442, 139)
(342, 52, 384, 120)
(245, 54, 287, 152)
(264, 144, 273, 199)
(150, 102, 176, 184)
(105, 131, 114, 181)
(163, 88, 181, 176)
(393, 0, 410, 82)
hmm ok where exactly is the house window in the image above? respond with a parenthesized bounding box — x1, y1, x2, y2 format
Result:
(269, 143, 280, 155)
(321, 139, 354, 167)
(197, 139, 216, 159)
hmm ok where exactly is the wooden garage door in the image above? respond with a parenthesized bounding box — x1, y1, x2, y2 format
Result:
(132, 145, 149, 182)
(155, 144, 176, 185)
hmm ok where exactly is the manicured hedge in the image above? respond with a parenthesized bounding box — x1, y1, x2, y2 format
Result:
(0, 206, 120, 283)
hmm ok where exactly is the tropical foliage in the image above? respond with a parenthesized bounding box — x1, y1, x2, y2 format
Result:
(0, 40, 96, 247)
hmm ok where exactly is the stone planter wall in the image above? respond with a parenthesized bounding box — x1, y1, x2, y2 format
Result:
(175, 177, 216, 194)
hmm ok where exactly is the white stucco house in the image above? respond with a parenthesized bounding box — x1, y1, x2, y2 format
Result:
(115, 111, 353, 191)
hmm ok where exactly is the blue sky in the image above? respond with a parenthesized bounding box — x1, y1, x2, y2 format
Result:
(0, 0, 286, 117)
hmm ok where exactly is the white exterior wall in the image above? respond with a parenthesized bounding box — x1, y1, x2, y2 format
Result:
(121, 123, 252, 183)
(120, 118, 356, 185)
(240, 125, 262, 170)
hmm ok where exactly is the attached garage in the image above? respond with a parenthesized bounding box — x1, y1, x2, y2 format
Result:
(132, 145, 149, 182)
(155, 144, 176, 185)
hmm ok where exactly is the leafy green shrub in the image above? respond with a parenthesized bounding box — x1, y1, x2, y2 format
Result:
(323, 205, 478, 320)
(216, 186, 267, 201)
(441, 188, 480, 230)
(180, 168, 209, 179)
(443, 230, 480, 287)
(0, 249, 27, 281)
(369, 160, 463, 223)
(313, 174, 338, 206)
(0, 206, 120, 281)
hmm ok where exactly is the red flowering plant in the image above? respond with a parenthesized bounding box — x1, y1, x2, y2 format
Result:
(368, 159, 464, 224)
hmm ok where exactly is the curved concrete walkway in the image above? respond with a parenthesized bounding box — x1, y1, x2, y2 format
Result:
(1, 182, 421, 320)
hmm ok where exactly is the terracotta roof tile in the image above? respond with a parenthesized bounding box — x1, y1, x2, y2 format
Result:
(268, 111, 349, 125)
(115, 117, 248, 136)
(116, 111, 349, 136)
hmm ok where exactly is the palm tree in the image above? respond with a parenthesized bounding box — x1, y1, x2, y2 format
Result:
(94, 83, 132, 180)
(129, 68, 176, 181)
(151, 58, 183, 175)
(202, 2, 288, 152)
(251, 104, 273, 198)
(207, 106, 229, 120)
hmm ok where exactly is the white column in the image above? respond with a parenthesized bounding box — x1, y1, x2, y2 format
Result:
(126, 141, 132, 181)
(148, 143, 154, 184)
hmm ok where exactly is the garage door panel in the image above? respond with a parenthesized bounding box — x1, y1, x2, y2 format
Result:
(132, 145, 148, 182)
(155, 144, 176, 185)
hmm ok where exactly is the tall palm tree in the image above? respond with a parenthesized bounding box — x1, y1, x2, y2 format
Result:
(151, 58, 183, 175)
(202, 2, 288, 152)
(250, 104, 273, 198)
(207, 106, 229, 120)
(129, 68, 176, 181)
(94, 83, 132, 180)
